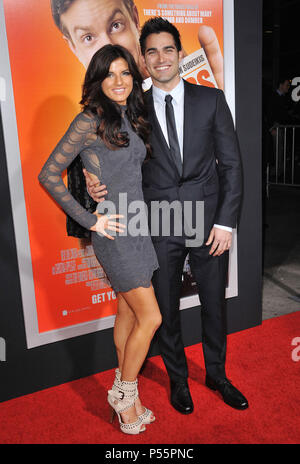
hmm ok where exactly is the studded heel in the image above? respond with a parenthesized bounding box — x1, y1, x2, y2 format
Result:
(112, 369, 155, 425)
(107, 379, 146, 435)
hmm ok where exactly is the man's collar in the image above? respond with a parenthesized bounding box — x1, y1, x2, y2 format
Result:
(152, 78, 184, 104)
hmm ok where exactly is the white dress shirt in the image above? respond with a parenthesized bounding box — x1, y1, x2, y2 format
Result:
(152, 79, 232, 233)
(153, 78, 184, 160)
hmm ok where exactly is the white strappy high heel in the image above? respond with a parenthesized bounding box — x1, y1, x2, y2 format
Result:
(108, 378, 146, 435)
(112, 369, 155, 424)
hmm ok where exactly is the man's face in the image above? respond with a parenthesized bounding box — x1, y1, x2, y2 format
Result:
(61, 0, 141, 69)
(142, 32, 183, 90)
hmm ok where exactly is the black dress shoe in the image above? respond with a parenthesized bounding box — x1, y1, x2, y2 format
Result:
(170, 380, 194, 414)
(205, 375, 249, 410)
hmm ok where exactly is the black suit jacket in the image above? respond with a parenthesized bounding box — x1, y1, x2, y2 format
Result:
(142, 80, 242, 241)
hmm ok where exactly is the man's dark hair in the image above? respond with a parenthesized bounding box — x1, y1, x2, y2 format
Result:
(139, 17, 182, 55)
(50, 0, 135, 37)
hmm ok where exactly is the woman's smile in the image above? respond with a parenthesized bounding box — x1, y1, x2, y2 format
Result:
(101, 57, 133, 105)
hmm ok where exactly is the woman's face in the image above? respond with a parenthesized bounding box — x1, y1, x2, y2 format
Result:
(101, 57, 133, 106)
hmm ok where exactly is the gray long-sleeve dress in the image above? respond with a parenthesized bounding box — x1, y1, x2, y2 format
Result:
(38, 109, 159, 293)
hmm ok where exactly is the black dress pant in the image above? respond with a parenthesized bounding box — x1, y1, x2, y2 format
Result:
(152, 235, 228, 383)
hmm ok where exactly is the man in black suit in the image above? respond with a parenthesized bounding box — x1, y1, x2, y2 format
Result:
(87, 18, 248, 413)
(138, 17, 247, 413)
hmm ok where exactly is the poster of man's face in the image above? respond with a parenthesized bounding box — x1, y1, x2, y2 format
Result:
(51, 0, 144, 72)
(51, 0, 224, 87)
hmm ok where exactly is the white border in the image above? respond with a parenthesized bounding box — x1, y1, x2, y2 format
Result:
(223, 0, 236, 122)
(0, 0, 236, 348)
(0, 0, 37, 347)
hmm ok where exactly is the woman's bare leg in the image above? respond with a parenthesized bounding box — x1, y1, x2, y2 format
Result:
(120, 286, 161, 380)
(115, 285, 162, 423)
(114, 294, 136, 370)
(114, 293, 155, 418)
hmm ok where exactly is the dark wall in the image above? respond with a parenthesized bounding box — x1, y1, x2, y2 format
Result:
(229, 0, 263, 333)
(0, 0, 262, 402)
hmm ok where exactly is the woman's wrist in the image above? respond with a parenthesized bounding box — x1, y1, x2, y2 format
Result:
(90, 212, 100, 231)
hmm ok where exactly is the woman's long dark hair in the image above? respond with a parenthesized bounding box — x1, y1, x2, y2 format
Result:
(80, 44, 151, 159)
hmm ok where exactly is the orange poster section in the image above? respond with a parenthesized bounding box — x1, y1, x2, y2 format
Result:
(136, 0, 223, 56)
(3, 0, 223, 334)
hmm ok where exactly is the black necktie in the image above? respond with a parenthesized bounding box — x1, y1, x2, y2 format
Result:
(165, 94, 182, 176)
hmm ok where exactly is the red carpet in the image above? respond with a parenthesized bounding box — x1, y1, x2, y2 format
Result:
(1, 311, 299, 444)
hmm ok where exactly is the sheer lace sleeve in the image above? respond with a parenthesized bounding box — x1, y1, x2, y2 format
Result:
(38, 112, 98, 231)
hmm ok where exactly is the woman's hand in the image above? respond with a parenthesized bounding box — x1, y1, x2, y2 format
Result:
(90, 212, 126, 240)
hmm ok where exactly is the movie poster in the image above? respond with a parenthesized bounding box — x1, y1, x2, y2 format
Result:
(0, 0, 236, 348)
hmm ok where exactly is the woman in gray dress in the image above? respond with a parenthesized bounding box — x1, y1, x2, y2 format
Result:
(39, 45, 162, 435)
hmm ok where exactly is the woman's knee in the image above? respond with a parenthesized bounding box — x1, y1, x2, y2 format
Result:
(117, 295, 135, 318)
(154, 312, 162, 330)
(145, 311, 162, 334)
